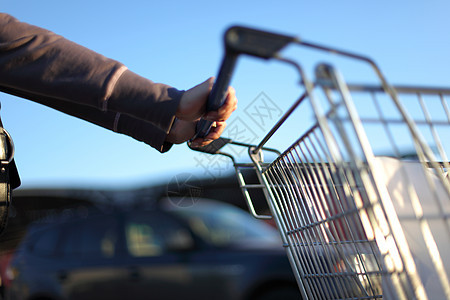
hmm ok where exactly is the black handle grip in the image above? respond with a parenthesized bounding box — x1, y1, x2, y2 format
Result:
(224, 26, 296, 58)
(194, 54, 237, 139)
(193, 26, 296, 140)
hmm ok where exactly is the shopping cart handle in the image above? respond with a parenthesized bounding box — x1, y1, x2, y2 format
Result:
(224, 25, 297, 59)
(193, 26, 297, 140)
(194, 54, 237, 139)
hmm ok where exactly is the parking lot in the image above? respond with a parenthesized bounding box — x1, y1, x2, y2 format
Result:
(0, 181, 301, 300)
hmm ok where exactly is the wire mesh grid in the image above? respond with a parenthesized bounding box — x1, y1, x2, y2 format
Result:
(261, 75, 450, 299)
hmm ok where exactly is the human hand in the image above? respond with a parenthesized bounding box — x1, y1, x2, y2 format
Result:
(166, 78, 237, 146)
(166, 119, 226, 146)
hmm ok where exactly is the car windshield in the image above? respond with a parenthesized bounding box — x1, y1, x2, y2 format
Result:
(166, 200, 281, 248)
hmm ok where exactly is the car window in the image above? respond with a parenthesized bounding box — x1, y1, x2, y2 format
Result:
(30, 227, 61, 257)
(60, 216, 118, 259)
(125, 211, 193, 257)
(168, 201, 280, 247)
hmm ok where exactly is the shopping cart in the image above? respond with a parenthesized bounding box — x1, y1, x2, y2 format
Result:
(191, 26, 450, 300)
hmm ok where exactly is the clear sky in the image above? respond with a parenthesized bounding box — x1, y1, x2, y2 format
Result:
(1, 0, 449, 190)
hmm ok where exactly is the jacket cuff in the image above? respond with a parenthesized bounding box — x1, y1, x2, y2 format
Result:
(115, 113, 174, 153)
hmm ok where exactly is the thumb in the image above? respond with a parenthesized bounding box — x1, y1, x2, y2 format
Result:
(193, 77, 214, 102)
(176, 77, 214, 121)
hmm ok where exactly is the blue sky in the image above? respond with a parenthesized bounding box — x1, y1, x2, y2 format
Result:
(1, 0, 449, 189)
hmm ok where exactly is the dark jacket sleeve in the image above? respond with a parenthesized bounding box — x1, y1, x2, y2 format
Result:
(26, 95, 174, 152)
(0, 13, 183, 152)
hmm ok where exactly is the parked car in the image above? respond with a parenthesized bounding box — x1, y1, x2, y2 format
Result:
(5, 198, 301, 300)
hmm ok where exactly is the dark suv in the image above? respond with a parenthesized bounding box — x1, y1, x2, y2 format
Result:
(6, 198, 301, 300)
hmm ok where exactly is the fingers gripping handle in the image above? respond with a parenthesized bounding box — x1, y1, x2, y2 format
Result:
(195, 54, 237, 139)
(194, 26, 296, 139)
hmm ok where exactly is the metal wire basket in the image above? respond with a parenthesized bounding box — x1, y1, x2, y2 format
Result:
(191, 26, 450, 300)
